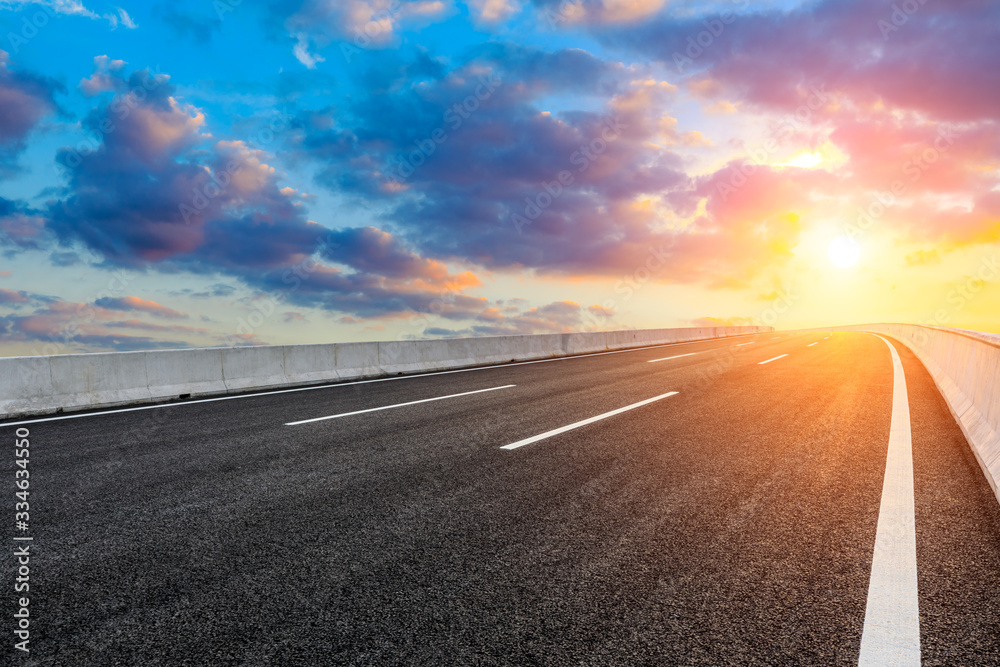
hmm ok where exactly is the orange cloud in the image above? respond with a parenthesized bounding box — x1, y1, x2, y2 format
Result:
(95, 295, 187, 319)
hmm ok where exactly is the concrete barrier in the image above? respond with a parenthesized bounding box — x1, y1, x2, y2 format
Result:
(146, 348, 226, 399)
(0, 355, 55, 416)
(832, 324, 1000, 506)
(49, 351, 152, 410)
(222, 346, 288, 392)
(334, 342, 380, 380)
(283, 344, 338, 386)
(0, 326, 770, 419)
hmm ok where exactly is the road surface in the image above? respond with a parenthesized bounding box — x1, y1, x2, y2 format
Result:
(3, 331, 1000, 665)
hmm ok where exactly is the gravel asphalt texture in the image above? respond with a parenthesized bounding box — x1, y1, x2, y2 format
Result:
(2, 331, 999, 665)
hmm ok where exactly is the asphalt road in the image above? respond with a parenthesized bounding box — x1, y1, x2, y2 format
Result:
(2, 331, 1000, 666)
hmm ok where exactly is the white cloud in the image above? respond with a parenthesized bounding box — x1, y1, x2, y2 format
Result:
(284, 1, 451, 66)
(292, 33, 325, 69)
(0, 0, 94, 15)
(0, 1, 137, 28)
(465, 0, 520, 24)
(78, 54, 127, 96)
(107, 7, 137, 29)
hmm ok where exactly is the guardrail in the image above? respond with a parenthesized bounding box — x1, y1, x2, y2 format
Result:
(835, 324, 1000, 505)
(0, 326, 771, 419)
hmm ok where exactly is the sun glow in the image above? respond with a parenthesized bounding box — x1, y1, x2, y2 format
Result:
(829, 236, 861, 268)
(782, 151, 825, 169)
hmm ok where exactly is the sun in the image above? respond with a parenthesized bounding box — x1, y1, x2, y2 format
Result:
(829, 236, 861, 268)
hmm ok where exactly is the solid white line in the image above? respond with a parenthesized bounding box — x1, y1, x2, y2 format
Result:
(758, 355, 788, 365)
(858, 335, 920, 667)
(0, 337, 755, 428)
(648, 353, 698, 363)
(808, 342, 819, 347)
(285, 385, 516, 426)
(501, 391, 679, 450)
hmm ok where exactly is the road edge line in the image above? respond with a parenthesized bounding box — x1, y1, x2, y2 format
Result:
(858, 335, 921, 666)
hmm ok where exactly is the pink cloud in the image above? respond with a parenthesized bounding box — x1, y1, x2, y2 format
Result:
(95, 295, 187, 319)
(0, 287, 28, 303)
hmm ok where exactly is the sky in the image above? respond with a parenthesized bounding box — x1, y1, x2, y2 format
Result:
(0, 0, 998, 356)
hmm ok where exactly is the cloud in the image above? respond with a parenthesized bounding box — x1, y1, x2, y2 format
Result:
(94, 295, 187, 319)
(531, 0, 666, 24)
(423, 326, 458, 336)
(172, 283, 236, 299)
(423, 299, 616, 336)
(466, 0, 520, 23)
(34, 65, 490, 322)
(106, 7, 136, 29)
(244, 263, 487, 320)
(0, 297, 197, 352)
(0, 1, 138, 28)
(320, 226, 457, 281)
(536, 0, 1000, 260)
(0, 287, 29, 304)
(0, 197, 48, 250)
(894, 191, 1000, 250)
(596, 0, 1000, 123)
(48, 251, 81, 266)
(588, 304, 614, 319)
(905, 249, 941, 267)
(0, 51, 63, 174)
(289, 44, 813, 288)
(78, 55, 127, 97)
(47, 69, 302, 267)
(103, 319, 209, 335)
(0, 0, 95, 17)
(275, 0, 452, 66)
(292, 33, 325, 69)
(818, 113, 1000, 251)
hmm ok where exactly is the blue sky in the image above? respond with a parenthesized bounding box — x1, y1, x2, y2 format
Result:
(1, 0, 998, 356)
